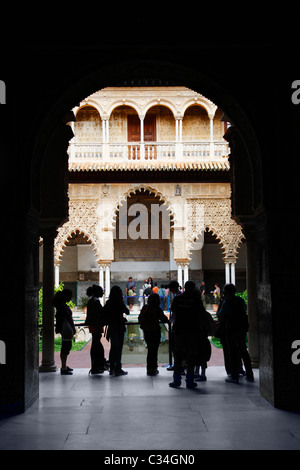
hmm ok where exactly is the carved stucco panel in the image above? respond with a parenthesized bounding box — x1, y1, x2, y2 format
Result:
(54, 199, 100, 263)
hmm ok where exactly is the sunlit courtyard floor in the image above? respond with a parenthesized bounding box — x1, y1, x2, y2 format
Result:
(1, 363, 300, 450)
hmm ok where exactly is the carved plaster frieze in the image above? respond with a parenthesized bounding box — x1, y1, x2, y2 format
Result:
(55, 182, 244, 266)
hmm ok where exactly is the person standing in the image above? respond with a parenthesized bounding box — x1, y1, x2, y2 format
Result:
(125, 276, 136, 310)
(199, 280, 206, 308)
(139, 293, 169, 375)
(85, 284, 106, 375)
(217, 283, 254, 383)
(53, 289, 75, 375)
(167, 280, 182, 371)
(169, 281, 205, 389)
(104, 285, 130, 376)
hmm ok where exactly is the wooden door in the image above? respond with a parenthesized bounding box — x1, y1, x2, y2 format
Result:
(127, 115, 140, 142)
(144, 114, 156, 142)
(127, 114, 157, 159)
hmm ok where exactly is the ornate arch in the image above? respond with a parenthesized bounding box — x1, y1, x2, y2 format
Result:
(111, 183, 175, 232)
(186, 198, 245, 260)
(74, 101, 103, 118)
(143, 100, 177, 118)
(107, 100, 142, 119)
(182, 97, 217, 119)
(54, 199, 100, 263)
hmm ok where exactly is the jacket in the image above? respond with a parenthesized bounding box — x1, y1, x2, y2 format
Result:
(139, 305, 169, 332)
(85, 296, 104, 331)
(55, 303, 75, 335)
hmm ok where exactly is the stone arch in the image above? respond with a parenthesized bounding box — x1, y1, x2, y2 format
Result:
(107, 100, 141, 119)
(31, 59, 263, 216)
(74, 102, 103, 119)
(54, 227, 99, 264)
(143, 100, 177, 118)
(185, 198, 245, 260)
(54, 198, 101, 263)
(111, 183, 175, 232)
(182, 98, 217, 119)
(30, 57, 276, 407)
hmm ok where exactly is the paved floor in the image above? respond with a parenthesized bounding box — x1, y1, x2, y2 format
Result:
(0, 365, 300, 450)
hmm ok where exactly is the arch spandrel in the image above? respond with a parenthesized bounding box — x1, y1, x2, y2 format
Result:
(54, 199, 100, 263)
(185, 198, 245, 260)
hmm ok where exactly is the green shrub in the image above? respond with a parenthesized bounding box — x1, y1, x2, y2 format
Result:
(39, 282, 75, 326)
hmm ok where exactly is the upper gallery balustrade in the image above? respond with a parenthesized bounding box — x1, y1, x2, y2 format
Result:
(67, 86, 230, 170)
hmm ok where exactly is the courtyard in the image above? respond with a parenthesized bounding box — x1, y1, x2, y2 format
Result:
(1, 366, 299, 450)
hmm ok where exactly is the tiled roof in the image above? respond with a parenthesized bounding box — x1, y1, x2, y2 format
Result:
(69, 160, 230, 172)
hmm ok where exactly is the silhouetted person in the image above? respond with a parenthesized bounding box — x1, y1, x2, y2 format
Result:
(125, 276, 136, 310)
(217, 283, 254, 383)
(103, 285, 130, 376)
(139, 293, 169, 375)
(167, 280, 182, 371)
(53, 289, 75, 375)
(85, 284, 106, 375)
(169, 281, 206, 388)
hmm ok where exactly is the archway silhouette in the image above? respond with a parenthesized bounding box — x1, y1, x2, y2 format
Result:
(14, 53, 296, 411)
(34, 61, 262, 389)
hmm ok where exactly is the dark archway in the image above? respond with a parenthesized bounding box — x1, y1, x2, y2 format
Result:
(3, 47, 299, 413)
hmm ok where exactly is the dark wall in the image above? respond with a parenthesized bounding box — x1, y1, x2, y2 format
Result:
(1, 27, 300, 411)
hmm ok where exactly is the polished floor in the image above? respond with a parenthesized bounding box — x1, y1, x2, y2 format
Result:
(0, 365, 300, 450)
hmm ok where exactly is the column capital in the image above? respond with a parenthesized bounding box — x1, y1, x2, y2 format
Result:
(223, 257, 237, 264)
(98, 260, 112, 268)
(40, 228, 58, 243)
(175, 259, 190, 268)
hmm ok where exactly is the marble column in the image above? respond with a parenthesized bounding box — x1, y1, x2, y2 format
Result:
(105, 264, 111, 299)
(55, 263, 60, 288)
(183, 263, 189, 285)
(177, 263, 183, 288)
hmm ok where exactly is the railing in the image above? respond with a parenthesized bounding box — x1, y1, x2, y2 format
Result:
(122, 320, 172, 366)
(68, 141, 229, 163)
(124, 294, 170, 311)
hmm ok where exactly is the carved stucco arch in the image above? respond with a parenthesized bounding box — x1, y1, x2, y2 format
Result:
(182, 98, 217, 119)
(54, 199, 100, 263)
(186, 198, 245, 261)
(107, 100, 142, 119)
(111, 183, 175, 232)
(143, 100, 177, 118)
(74, 102, 103, 119)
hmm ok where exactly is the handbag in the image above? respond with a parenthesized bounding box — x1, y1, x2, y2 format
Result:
(62, 319, 74, 340)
